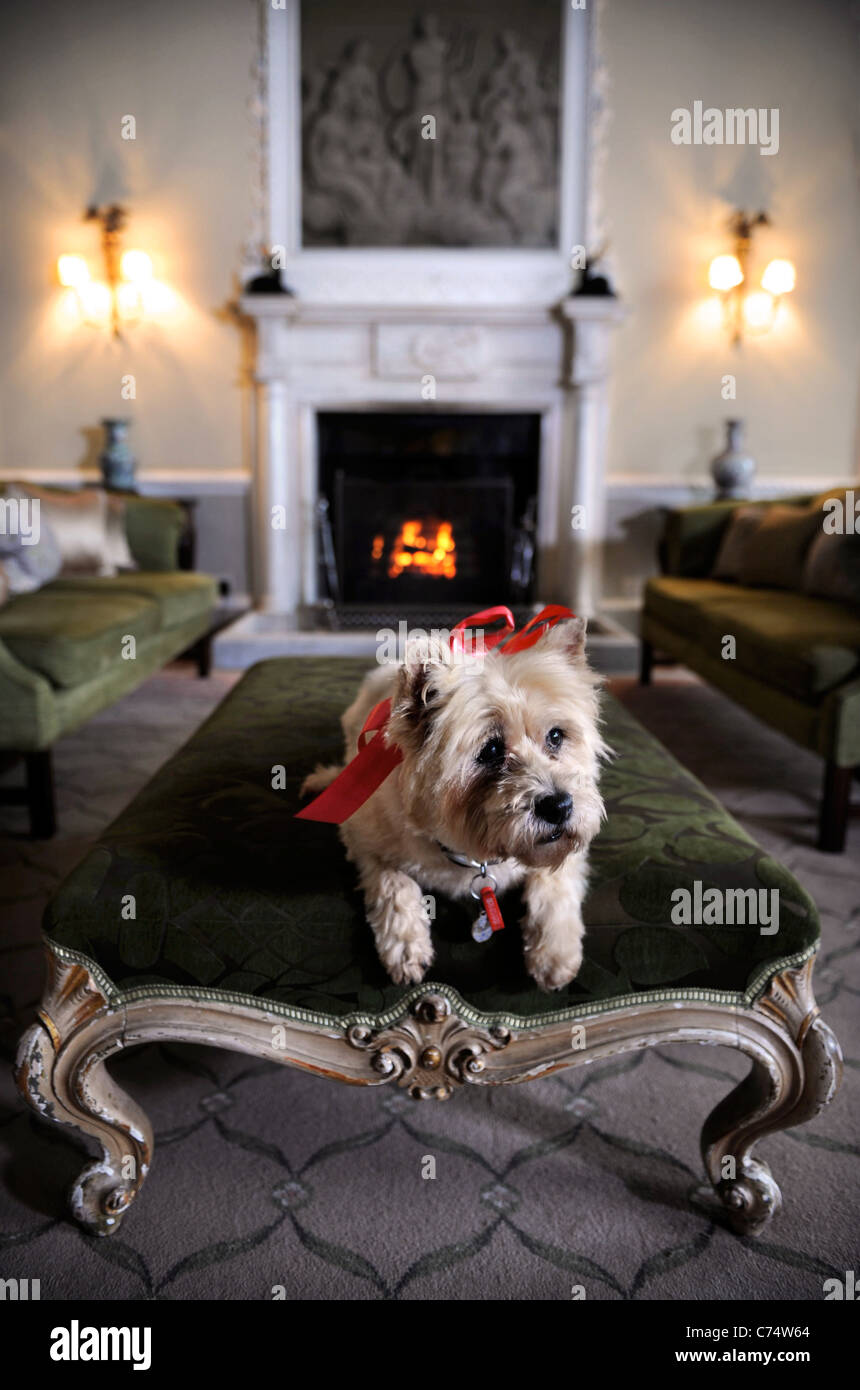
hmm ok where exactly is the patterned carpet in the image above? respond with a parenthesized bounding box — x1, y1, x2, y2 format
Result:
(0, 663, 857, 1300)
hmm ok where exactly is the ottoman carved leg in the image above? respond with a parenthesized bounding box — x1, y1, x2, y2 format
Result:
(701, 957, 842, 1235)
(15, 952, 152, 1236)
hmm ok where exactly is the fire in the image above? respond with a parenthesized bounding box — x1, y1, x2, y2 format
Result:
(375, 519, 457, 579)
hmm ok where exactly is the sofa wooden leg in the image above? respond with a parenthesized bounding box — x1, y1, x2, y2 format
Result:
(639, 639, 654, 686)
(26, 750, 56, 839)
(195, 634, 212, 679)
(818, 760, 852, 853)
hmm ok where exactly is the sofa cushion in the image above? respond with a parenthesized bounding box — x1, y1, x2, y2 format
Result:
(802, 528, 860, 605)
(711, 506, 764, 581)
(737, 503, 821, 589)
(124, 497, 186, 572)
(0, 509, 63, 599)
(52, 571, 217, 630)
(698, 591, 860, 698)
(4, 483, 118, 577)
(0, 587, 160, 688)
(644, 576, 764, 638)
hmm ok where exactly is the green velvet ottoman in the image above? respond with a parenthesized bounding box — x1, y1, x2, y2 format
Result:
(16, 658, 842, 1238)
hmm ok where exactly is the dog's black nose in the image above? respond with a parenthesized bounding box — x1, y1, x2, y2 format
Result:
(535, 791, 573, 826)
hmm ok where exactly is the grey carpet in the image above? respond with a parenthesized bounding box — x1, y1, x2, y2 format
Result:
(0, 665, 857, 1300)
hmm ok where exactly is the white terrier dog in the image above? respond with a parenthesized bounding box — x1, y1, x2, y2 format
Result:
(301, 618, 607, 991)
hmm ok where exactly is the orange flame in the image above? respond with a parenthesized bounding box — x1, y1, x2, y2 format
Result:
(382, 519, 457, 579)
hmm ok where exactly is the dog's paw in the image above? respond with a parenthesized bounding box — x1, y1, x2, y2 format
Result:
(300, 763, 342, 798)
(524, 938, 583, 992)
(382, 936, 435, 987)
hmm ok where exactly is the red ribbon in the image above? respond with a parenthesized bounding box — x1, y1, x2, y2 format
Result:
(296, 605, 575, 824)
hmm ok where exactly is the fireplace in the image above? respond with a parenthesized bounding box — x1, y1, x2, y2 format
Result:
(317, 411, 540, 620)
(216, 2, 628, 666)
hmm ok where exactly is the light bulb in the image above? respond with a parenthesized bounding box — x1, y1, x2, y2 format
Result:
(116, 282, 143, 319)
(78, 281, 112, 323)
(57, 255, 90, 288)
(743, 291, 775, 331)
(761, 259, 796, 296)
(140, 280, 176, 315)
(708, 255, 744, 292)
(121, 250, 153, 283)
(59, 288, 83, 325)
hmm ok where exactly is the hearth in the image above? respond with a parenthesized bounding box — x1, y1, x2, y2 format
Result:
(316, 411, 540, 623)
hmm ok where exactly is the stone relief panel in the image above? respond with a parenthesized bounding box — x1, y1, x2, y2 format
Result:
(300, 1, 561, 248)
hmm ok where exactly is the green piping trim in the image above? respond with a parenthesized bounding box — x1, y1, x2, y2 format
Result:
(46, 939, 818, 1034)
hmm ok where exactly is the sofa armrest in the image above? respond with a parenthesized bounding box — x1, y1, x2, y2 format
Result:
(0, 637, 59, 750)
(124, 496, 186, 572)
(660, 493, 817, 577)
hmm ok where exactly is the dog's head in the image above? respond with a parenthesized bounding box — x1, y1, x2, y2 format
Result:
(386, 619, 607, 869)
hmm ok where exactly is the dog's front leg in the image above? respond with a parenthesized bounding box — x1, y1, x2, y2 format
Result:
(521, 853, 588, 991)
(358, 859, 434, 986)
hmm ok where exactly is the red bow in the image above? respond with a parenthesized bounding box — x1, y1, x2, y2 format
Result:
(295, 605, 575, 824)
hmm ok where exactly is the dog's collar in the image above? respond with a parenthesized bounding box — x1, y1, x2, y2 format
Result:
(436, 842, 507, 872)
(436, 842, 508, 943)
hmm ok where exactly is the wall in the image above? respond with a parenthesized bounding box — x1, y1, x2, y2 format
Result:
(0, 0, 255, 485)
(601, 0, 859, 488)
(0, 0, 857, 602)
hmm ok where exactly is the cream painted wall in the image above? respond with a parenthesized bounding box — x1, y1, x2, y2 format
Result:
(0, 0, 256, 479)
(602, 0, 859, 485)
(1, 0, 856, 492)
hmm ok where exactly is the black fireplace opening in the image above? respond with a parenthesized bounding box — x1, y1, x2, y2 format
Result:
(316, 411, 540, 615)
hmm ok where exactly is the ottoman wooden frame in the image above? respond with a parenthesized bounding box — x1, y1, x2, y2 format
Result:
(16, 938, 842, 1240)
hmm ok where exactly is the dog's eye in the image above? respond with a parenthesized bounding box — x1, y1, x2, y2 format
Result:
(547, 727, 565, 750)
(477, 736, 505, 766)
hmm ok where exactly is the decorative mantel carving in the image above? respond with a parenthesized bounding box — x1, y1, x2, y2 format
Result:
(301, 12, 561, 248)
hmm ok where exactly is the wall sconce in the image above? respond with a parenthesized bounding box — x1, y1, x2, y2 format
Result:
(708, 211, 796, 346)
(57, 204, 175, 340)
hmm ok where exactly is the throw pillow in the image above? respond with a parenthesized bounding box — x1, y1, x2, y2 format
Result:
(0, 499, 63, 598)
(710, 506, 764, 581)
(5, 483, 116, 576)
(737, 504, 822, 589)
(802, 529, 860, 604)
(105, 493, 138, 572)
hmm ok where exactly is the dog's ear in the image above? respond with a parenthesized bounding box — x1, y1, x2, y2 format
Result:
(544, 616, 587, 663)
(387, 635, 451, 751)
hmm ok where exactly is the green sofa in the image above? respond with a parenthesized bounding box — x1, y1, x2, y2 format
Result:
(0, 490, 217, 837)
(640, 489, 860, 852)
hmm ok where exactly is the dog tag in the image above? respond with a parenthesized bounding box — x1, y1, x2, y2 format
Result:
(471, 911, 493, 943)
(472, 885, 505, 942)
(480, 884, 505, 932)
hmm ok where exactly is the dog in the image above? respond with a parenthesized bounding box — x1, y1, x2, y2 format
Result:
(301, 617, 607, 991)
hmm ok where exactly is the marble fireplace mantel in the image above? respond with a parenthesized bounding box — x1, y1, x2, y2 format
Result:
(238, 291, 626, 626)
(217, 1, 629, 663)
